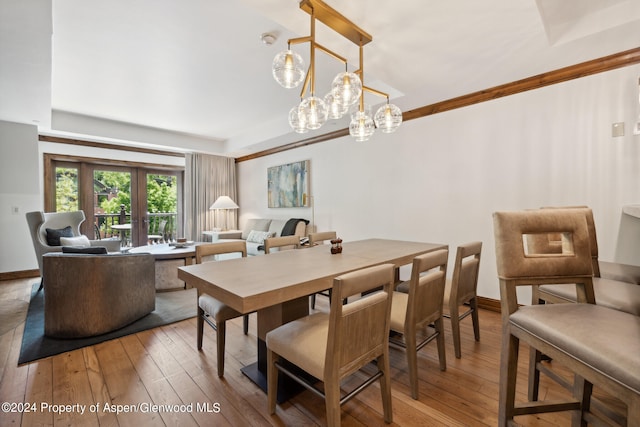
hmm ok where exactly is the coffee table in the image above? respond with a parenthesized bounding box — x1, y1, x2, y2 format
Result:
(129, 243, 201, 291)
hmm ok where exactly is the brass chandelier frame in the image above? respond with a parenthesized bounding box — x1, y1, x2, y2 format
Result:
(288, 0, 392, 112)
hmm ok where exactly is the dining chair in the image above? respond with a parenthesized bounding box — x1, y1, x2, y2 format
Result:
(493, 209, 640, 426)
(264, 234, 300, 253)
(147, 219, 167, 244)
(196, 241, 250, 377)
(267, 263, 395, 426)
(308, 231, 342, 309)
(533, 206, 640, 316)
(527, 207, 640, 405)
(389, 249, 448, 399)
(443, 241, 482, 359)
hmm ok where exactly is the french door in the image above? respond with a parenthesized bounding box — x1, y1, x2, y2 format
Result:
(45, 154, 183, 247)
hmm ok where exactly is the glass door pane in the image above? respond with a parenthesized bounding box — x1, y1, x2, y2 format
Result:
(145, 173, 178, 243)
(93, 169, 132, 246)
(55, 166, 78, 212)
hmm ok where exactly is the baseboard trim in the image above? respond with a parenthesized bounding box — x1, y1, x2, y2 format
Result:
(477, 296, 501, 313)
(0, 269, 40, 282)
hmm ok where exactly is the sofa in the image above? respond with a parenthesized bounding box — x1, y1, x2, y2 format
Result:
(42, 252, 155, 338)
(221, 218, 308, 256)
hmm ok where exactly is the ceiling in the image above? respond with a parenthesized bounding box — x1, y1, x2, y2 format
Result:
(1, 0, 639, 157)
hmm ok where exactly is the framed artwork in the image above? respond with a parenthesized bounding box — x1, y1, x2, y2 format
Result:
(267, 160, 310, 208)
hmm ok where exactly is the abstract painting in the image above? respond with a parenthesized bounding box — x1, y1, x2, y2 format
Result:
(267, 160, 310, 208)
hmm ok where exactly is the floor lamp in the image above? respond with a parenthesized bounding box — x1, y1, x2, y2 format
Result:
(209, 196, 239, 231)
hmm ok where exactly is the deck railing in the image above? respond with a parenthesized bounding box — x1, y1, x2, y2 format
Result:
(94, 211, 177, 243)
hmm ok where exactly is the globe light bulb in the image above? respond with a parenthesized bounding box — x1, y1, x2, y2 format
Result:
(273, 50, 305, 89)
(331, 72, 362, 107)
(374, 103, 403, 133)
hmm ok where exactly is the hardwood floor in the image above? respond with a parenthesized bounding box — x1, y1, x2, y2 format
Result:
(0, 278, 624, 426)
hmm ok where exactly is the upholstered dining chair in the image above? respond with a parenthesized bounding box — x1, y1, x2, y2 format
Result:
(267, 263, 395, 427)
(533, 206, 640, 316)
(264, 235, 300, 253)
(443, 241, 482, 359)
(493, 209, 640, 426)
(389, 249, 448, 399)
(196, 241, 250, 377)
(308, 231, 339, 309)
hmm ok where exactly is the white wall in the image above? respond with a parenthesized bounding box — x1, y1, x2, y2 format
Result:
(237, 65, 640, 301)
(0, 121, 41, 273)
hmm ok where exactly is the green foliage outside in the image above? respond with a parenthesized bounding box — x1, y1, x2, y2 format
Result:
(55, 168, 78, 212)
(55, 168, 177, 218)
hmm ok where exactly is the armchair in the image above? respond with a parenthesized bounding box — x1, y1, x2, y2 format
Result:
(26, 211, 120, 290)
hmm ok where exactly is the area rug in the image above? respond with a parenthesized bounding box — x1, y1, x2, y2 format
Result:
(18, 284, 197, 365)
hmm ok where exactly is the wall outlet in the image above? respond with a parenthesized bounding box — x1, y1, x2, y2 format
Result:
(11, 206, 19, 215)
(612, 122, 625, 137)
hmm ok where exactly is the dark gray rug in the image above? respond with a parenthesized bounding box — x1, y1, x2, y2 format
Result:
(18, 284, 197, 365)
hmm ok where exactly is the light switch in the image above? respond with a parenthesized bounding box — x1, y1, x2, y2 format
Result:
(612, 122, 625, 137)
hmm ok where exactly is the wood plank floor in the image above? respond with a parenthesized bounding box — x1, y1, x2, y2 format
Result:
(0, 278, 624, 426)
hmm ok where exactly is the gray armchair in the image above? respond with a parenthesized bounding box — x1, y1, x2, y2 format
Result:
(26, 211, 120, 290)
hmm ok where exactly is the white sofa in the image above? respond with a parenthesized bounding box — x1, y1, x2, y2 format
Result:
(221, 218, 308, 256)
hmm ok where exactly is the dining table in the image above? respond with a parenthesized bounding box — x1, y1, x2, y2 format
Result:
(177, 238, 447, 401)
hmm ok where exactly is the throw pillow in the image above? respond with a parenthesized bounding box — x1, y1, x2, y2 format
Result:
(60, 235, 91, 247)
(62, 246, 108, 254)
(45, 226, 73, 246)
(246, 230, 275, 245)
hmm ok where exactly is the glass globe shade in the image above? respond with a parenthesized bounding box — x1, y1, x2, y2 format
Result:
(272, 50, 305, 89)
(289, 104, 309, 133)
(323, 92, 348, 119)
(349, 108, 375, 141)
(300, 96, 328, 130)
(374, 103, 403, 133)
(331, 72, 362, 107)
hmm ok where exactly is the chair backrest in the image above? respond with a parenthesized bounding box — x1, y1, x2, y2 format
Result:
(405, 249, 448, 328)
(326, 263, 394, 380)
(493, 209, 595, 316)
(539, 206, 600, 277)
(26, 210, 87, 273)
(309, 231, 337, 245)
(264, 235, 300, 254)
(450, 242, 482, 306)
(196, 241, 247, 264)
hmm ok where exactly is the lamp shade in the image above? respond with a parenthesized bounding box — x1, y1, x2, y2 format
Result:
(209, 196, 239, 210)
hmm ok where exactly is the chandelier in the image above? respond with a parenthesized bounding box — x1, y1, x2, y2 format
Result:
(271, 0, 402, 141)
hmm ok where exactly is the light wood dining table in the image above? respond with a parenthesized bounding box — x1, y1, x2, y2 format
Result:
(177, 238, 447, 400)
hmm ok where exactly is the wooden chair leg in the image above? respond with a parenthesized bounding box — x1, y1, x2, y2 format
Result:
(434, 318, 447, 371)
(325, 377, 342, 427)
(450, 304, 462, 359)
(216, 320, 226, 377)
(197, 307, 205, 350)
(470, 297, 480, 341)
(571, 375, 592, 426)
(378, 353, 393, 424)
(528, 347, 542, 401)
(267, 349, 278, 414)
(499, 332, 520, 427)
(243, 314, 249, 335)
(405, 329, 419, 400)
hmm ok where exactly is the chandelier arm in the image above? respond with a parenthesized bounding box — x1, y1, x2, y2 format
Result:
(314, 43, 347, 65)
(363, 86, 389, 100)
(309, 8, 316, 95)
(299, 66, 312, 99)
(359, 45, 365, 111)
(287, 36, 312, 46)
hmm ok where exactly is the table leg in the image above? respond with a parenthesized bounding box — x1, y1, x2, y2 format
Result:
(241, 296, 311, 403)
